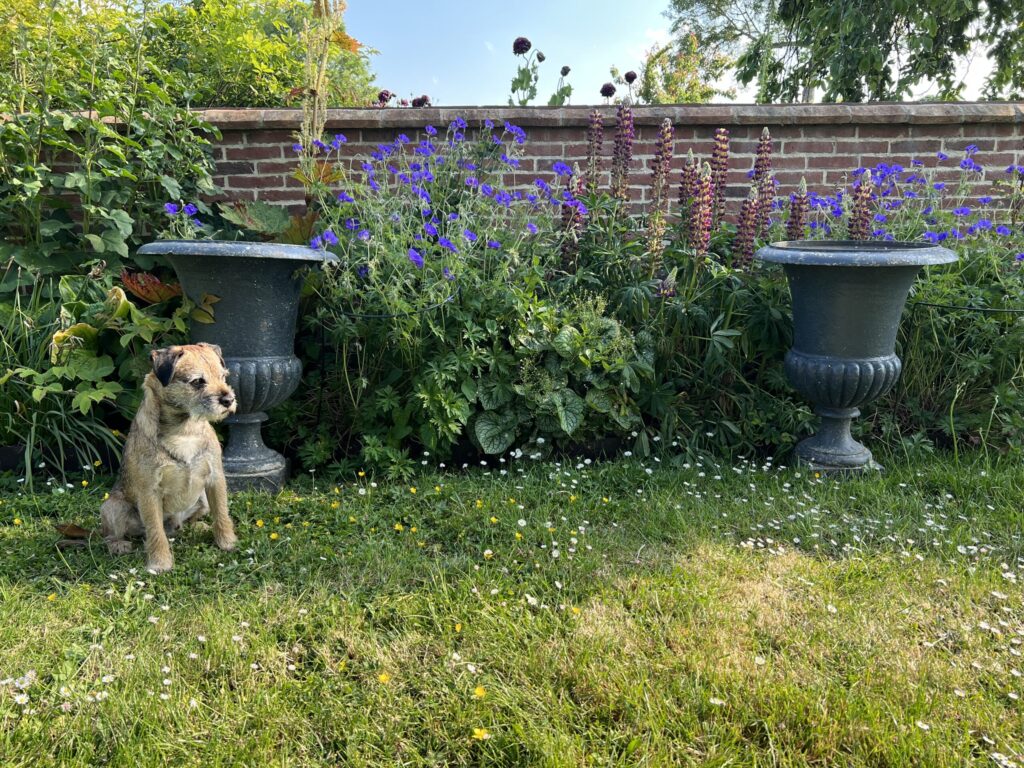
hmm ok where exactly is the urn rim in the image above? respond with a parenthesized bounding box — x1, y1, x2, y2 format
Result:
(755, 239, 957, 267)
(138, 239, 339, 263)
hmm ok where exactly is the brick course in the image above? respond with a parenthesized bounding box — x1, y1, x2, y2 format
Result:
(200, 103, 1024, 210)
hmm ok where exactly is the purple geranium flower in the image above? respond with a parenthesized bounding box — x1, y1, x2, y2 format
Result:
(164, 202, 180, 215)
(408, 248, 424, 268)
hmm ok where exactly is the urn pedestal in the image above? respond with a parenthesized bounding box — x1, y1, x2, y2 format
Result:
(137, 240, 336, 492)
(755, 240, 956, 472)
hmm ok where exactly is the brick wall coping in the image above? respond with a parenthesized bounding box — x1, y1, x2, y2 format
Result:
(196, 103, 1024, 131)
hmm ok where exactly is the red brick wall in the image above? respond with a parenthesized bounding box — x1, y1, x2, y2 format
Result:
(199, 104, 1024, 211)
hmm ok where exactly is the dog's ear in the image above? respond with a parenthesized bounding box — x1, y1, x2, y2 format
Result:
(150, 347, 183, 387)
(199, 342, 225, 365)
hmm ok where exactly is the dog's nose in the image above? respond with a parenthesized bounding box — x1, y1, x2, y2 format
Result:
(219, 393, 235, 408)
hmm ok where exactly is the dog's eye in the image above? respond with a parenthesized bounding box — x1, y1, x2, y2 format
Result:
(191, 377, 206, 389)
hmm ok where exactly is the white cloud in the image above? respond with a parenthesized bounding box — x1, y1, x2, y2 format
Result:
(484, 40, 495, 53)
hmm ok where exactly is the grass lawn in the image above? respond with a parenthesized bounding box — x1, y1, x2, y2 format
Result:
(1, 451, 1023, 766)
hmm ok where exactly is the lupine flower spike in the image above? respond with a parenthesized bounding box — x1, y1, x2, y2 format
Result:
(693, 162, 714, 261)
(585, 110, 604, 196)
(710, 127, 730, 226)
(610, 103, 635, 205)
(647, 119, 675, 275)
(786, 177, 808, 241)
(753, 127, 774, 237)
(678, 149, 700, 243)
(734, 187, 760, 270)
(849, 174, 874, 240)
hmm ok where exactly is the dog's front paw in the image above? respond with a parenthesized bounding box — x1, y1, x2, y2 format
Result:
(214, 531, 238, 552)
(107, 540, 135, 556)
(146, 554, 174, 574)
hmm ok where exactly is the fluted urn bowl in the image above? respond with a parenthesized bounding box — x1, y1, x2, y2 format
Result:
(137, 240, 336, 491)
(755, 240, 956, 472)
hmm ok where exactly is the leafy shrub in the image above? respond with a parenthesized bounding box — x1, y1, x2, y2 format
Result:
(0, 1, 219, 279)
(1, 266, 189, 482)
(149, 0, 375, 108)
(273, 112, 1024, 475)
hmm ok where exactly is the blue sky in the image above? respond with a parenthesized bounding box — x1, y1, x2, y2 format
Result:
(345, 0, 674, 107)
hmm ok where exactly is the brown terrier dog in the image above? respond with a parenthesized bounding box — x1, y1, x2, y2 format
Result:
(100, 343, 238, 573)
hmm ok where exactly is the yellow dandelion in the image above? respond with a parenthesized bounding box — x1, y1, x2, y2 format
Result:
(47, 593, 56, 602)
(357, 471, 366, 477)
(273, 516, 280, 524)
(569, 494, 576, 502)
(417, 541, 425, 548)
(547, 526, 556, 533)
(507, 497, 515, 504)
(472, 727, 490, 741)
(102, 492, 110, 501)
(269, 532, 280, 541)
(473, 685, 486, 699)
(302, 521, 310, 528)
(475, 499, 483, 509)
(330, 501, 340, 509)
(378, 672, 391, 684)
(332, 486, 340, 494)
(256, 519, 264, 528)
(13, 518, 22, 526)
(434, 485, 441, 492)
(394, 523, 404, 532)
(111, 429, 122, 437)
(572, 606, 581, 616)
(515, 531, 523, 541)
(92, 460, 101, 468)
(409, 487, 417, 494)
(284, 523, 293, 529)
(81, 480, 89, 487)
(602, 497, 609, 503)
(455, 622, 462, 633)
(410, 526, 417, 533)
(489, 516, 498, 524)
(348, 516, 356, 523)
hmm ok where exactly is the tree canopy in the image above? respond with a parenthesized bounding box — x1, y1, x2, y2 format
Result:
(666, 0, 1024, 102)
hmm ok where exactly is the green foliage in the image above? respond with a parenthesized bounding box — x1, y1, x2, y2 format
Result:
(638, 33, 736, 104)
(0, 1, 219, 277)
(149, 0, 376, 108)
(271, 119, 1024, 475)
(665, 0, 1024, 101)
(0, 0, 376, 110)
(1, 266, 189, 483)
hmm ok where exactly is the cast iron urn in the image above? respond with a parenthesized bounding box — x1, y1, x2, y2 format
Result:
(755, 240, 956, 472)
(138, 240, 336, 491)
